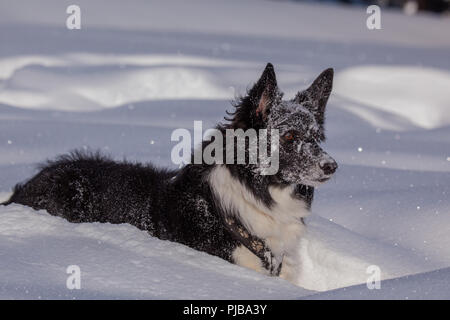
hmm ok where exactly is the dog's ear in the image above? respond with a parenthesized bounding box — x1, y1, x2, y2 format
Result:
(229, 63, 278, 129)
(295, 68, 333, 129)
(251, 63, 278, 120)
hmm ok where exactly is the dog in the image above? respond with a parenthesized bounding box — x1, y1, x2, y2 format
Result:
(2, 63, 337, 283)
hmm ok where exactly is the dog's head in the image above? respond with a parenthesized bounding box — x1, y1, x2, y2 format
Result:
(228, 63, 337, 186)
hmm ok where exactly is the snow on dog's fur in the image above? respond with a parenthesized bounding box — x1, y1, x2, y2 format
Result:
(2, 63, 337, 283)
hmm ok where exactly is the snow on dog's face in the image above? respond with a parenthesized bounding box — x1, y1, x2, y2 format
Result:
(228, 63, 337, 186)
(267, 98, 336, 186)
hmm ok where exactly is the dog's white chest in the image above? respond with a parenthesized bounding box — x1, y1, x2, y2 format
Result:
(208, 166, 308, 257)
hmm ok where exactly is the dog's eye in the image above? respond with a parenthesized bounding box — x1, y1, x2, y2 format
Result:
(283, 132, 295, 142)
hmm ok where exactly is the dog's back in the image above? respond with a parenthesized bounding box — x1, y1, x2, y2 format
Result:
(6, 151, 174, 226)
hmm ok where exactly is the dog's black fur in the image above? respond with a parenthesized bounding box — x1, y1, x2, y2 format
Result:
(2, 63, 336, 277)
(6, 151, 240, 260)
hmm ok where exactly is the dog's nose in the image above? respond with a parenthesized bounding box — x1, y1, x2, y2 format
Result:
(320, 161, 338, 175)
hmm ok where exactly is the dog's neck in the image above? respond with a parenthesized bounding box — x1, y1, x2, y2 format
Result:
(208, 165, 310, 263)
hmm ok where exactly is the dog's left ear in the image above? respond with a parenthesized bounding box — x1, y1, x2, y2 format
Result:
(295, 68, 333, 130)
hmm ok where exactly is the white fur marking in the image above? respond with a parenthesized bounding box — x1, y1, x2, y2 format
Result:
(208, 166, 308, 258)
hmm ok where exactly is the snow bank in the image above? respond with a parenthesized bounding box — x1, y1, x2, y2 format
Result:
(334, 66, 450, 130)
(0, 54, 236, 111)
(0, 203, 310, 299)
(295, 215, 437, 291)
(306, 267, 450, 300)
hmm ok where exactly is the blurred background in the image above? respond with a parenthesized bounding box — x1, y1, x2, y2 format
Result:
(290, 0, 449, 14)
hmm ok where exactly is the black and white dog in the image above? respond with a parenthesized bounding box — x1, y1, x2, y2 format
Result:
(2, 64, 337, 283)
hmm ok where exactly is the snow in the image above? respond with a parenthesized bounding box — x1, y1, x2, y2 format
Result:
(306, 267, 450, 300)
(0, 204, 311, 299)
(0, 55, 235, 111)
(0, 0, 449, 299)
(334, 65, 450, 130)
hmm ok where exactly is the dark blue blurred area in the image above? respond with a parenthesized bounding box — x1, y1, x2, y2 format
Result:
(294, 0, 449, 13)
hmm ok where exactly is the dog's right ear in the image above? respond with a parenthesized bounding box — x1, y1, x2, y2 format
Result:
(228, 63, 278, 129)
(294, 68, 333, 132)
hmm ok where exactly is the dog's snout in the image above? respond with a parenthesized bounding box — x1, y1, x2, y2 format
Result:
(320, 161, 337, 175)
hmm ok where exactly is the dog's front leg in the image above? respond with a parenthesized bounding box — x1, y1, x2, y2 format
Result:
(279, 254, 300, 284)
(263, 250, 283, 276)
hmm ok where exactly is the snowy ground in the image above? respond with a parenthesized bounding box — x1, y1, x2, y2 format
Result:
(0, 0, 449, 299)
